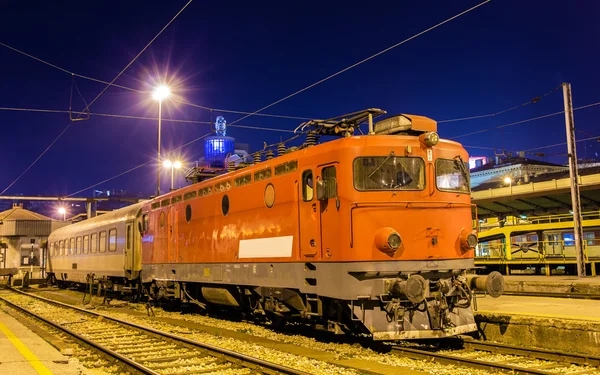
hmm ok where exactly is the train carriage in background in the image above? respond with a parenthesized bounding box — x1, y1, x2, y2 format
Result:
(47, 109, 504, 340)
(47, 202, 144, 286)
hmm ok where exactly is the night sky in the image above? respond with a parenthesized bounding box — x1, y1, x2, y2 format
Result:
(1, 0, 599, 198)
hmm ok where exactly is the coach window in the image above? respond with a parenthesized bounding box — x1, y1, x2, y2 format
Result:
(108, 229, 117, 252)
(59, 240, 64, 256)
(99, 231, 107, 253)
(143, 214, 149, 231)
(83, 235, 89, 254)
(91, 233, 97, 253)
(302, 170, 314, 201)
(76, 237, 82, 255)
(70, 238, 75, 255)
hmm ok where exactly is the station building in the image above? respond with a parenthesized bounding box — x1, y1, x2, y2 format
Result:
(0, 203, 69, 278)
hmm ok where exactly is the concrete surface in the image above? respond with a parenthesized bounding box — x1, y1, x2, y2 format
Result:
(475, 295, 600, 356)
(0, 308, 86, 375)
(503, 275, 600, 294)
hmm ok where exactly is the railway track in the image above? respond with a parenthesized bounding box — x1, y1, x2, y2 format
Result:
(0, 288, 310, 375)
(392, 337, 600, 375)
(493, 291, 600, 300)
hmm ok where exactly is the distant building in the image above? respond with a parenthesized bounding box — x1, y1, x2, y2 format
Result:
(470, 157, 568, 188)
(0, 203, 69, 278)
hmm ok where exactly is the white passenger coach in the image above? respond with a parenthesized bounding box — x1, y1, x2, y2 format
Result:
(47, 202, 144, 284)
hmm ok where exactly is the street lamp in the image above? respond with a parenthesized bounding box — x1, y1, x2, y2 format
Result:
(152, 84, 171, 196)
(163, 159, 182, 191)
(57, 207, 66, 221)
(503, 177, 512, 185)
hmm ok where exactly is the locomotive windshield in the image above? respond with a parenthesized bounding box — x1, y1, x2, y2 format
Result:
(353, 156, 425, 190)
(435, 157, 470, 193)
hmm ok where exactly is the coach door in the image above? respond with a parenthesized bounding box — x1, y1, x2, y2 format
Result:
(317, 164, 340, 259)
(298, 169, 320, 258)
(125, 222, 134, 273)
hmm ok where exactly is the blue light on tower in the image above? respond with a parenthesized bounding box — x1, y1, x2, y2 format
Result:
(204, 116, 235, 168)
(215, 116, 227, 136)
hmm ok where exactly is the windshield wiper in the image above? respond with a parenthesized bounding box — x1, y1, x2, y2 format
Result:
(454, 155, 470, 187)
(368, 151, 395, 179)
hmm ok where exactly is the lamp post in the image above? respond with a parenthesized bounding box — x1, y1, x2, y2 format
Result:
(503, 176, 512, 192)
(152, 85, 171, 196)
(163, 160, 182, 191)
(57, 207, 66, 221)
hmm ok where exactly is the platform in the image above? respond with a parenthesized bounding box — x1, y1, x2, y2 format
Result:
(502, 274, 600, 294)
(0, 308, 86, 374)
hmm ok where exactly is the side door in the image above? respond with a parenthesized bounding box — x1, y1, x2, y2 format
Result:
(298, 169, 321, 258)
(317, 164, 340, 259)
(124, 222, 134, 272)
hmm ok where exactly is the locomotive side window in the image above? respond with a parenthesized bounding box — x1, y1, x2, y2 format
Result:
(83, 235, 89, 254)
(99, 231, 107, 253)
(76, 237, 82, 255)
(302, 170, 314, 201)
(435, 158, 470, 193)
(185, 205, 192, 222)
(91, 233, 97, 253)
(222, 195, 230, 216)
(353, 156, 425, 191)
(108, 229, 117, 252)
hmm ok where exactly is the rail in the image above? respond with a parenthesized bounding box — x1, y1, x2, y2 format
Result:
(0, 288, 310, 375)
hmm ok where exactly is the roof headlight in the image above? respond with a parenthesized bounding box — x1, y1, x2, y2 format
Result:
(423, 132, 439, 147)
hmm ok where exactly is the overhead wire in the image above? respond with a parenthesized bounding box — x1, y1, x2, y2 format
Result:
(448, 100, 600, 140)
(0, 1, 193, 196)
(64, 131, 215, 197)
(438, 85, 562, 124)
(0, 105, 295, 132)
(0, 40, 311, 121)
(226, 1, 491, 128)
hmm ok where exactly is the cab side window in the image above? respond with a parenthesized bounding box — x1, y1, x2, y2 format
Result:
(302, 170, 314, 201)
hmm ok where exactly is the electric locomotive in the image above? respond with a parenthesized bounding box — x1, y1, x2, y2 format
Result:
(140, 109, 504, 340)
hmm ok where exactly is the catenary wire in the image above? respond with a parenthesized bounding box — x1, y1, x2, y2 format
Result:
(0, 1, 193, 196)
(0, 41, 312, 121)
(64, 131, 214, 197)
(448, 100, 600, 140)
(225, 0, 491, 127)
(438, 85, 562, 124)
(0, 106, 295, 132)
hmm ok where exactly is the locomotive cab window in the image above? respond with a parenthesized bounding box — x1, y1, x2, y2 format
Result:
(302, 170, 314, 201)
(108, 229, 117, 252)
(354, 156, 425, 191)
(435, 158, 470, 193)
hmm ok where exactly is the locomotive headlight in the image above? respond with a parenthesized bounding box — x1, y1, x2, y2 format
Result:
(423, 132, 439, 147)
(388, 233, 401, 250)
(467, 233, 478, 248)
(460, 229, 478, 251)
(374, 227, 402, 254)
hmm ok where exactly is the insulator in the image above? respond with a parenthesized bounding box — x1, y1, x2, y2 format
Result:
(253, 152, 261, 164)
(305, 132, 316, 147)
(266, 150, 274, 160)
(228, 161, 235, 172)
(277, 143, 286, 156)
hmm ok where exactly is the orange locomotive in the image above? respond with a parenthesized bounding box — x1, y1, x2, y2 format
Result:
(140, 109, 504, 340)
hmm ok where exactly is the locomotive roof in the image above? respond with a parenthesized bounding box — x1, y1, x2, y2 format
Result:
(49, 201, 144, 239)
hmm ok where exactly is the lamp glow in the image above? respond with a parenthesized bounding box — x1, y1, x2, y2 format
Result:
(503, 177, 512, 185)
(163, 160, 172, 168)
(173, 161, 182, 169)
(57, 207, 66, 215)
(152, 85, 171, 101)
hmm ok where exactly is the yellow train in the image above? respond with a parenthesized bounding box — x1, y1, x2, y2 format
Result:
(475, 211, 600, 276)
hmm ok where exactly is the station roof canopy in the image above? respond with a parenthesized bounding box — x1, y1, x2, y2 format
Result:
(471, 166, 600, 219)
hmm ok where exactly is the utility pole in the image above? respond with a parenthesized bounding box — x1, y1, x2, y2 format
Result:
(563, 82, 586, 277)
